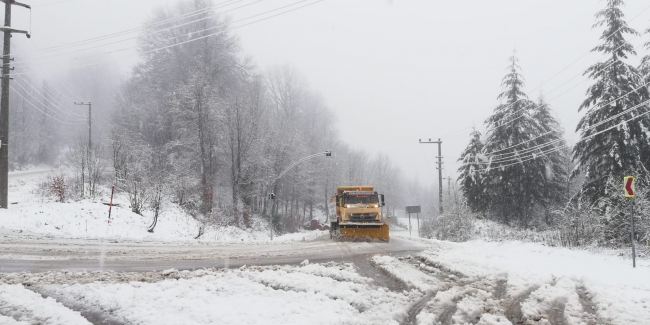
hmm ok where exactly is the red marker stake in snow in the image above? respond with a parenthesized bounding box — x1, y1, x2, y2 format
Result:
(624, 176, 635, 268)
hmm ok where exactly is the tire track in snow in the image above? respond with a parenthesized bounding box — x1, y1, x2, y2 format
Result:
(548, 297, 568, 325)
(31, 286, 126, 325)
(410, 255, 503, 324)
(403, 290, 436, 325)
(493, 274, 508, 300)
(436, 294, 464, 325)
(576, 283, 608, 325)
(505, 285, 540, 324)
(337, 241, 410, 292)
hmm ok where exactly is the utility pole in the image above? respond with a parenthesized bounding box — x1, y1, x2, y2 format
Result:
(419, 138, 443, 215)
(0, 0, 31, 209)
(444, 176, 452, 199)
(74, 102, 92, 150)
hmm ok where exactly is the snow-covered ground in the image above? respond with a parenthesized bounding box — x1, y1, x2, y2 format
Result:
(406, 237, 650, 325)
(2, 169, 648, 324)
(2, 262, 422, 325)
(1, 235, 648, 324)
(0, 169, 325, 243)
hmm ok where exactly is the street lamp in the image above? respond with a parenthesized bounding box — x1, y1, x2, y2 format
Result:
(267, 151, 332, 240)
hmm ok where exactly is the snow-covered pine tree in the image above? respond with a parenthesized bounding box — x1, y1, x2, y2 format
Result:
(573, 0, 650, 205)
(638, 23, 650, 175)
(531, 95, 569, 223)
(457, 129, 487, 213)
(483, 53, 550, 226)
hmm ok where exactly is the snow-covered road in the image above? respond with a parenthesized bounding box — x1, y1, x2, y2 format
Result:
(0, 228, 426, 272)
(1, 229, 648, 324)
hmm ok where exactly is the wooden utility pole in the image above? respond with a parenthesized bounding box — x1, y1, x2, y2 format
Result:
(419, 138, 443, 215)
(0, 0, 31, 209)
(74, 102, 92, 150)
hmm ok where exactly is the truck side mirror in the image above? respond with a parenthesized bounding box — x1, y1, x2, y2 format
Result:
(379, 194, 385, 207)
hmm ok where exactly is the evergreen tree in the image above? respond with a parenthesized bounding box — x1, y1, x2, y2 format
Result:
(483, 54, 550, 226)
(457, 129, 487, 213)
(573, 0, 650, 205)
(531, 96, 568, 223)
(638, 24, 650, 174)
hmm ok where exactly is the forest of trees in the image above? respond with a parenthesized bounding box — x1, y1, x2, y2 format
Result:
(7, 0, 434, 236)
(457, 0, 650, 246)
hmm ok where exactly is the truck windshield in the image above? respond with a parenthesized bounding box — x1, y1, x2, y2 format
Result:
(345, 195, 379, 205)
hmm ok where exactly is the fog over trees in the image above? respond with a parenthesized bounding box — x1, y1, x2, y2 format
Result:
(7, 0, 431, 237)
(5, 0, 650, 246)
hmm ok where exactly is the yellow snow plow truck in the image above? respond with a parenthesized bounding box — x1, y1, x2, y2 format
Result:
(329, 186, 389, 241)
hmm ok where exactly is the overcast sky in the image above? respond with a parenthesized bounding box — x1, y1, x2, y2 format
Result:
(8, 0, 650, 187)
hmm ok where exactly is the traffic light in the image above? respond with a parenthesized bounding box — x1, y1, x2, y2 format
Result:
(325, 151, 332, 157)
(268, 193, 276, 200)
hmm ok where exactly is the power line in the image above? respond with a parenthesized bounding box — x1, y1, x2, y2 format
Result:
(13, 0, 258, 63)
(9, 85, 84, 125)
(8, 0, 326, 77)
(31, 0, 76, 7)
(482, 2, 650, 131)
(11, 79, 87, 122)
(486, 57, 623, 134)
(15, 0, 243, 57)
(466, 97, 650, 169)
(479, 65, 650, 161)
(13, 77, 87, 119)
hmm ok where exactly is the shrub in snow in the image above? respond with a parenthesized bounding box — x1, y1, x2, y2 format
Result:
(420, 198, 475, 242)
(50, 175, 66, 203)
(554, 198, 602, 247)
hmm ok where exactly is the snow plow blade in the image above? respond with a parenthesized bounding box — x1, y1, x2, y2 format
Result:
(339, 223, 389, 241)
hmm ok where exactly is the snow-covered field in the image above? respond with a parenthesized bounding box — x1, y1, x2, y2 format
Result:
(0, 169, 324, 243)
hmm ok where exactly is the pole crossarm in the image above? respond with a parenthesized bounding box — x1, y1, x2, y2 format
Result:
(0, 1, 31, 9)
(0, 27, 29, 38)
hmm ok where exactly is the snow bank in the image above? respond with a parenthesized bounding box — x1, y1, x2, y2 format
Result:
(417, 238, 650, 325)
(41, 264, 417, 325)
(0, 284, 90, 325)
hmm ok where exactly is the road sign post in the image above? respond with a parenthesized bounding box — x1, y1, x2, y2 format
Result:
(624, 176, 635, 268)
(408, 213, 411, 236)
(406, 206, 421, 238)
